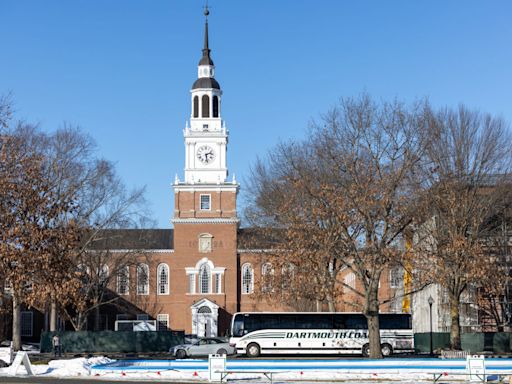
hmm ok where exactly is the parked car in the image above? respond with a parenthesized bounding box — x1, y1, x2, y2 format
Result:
(170, 337, 235, 359)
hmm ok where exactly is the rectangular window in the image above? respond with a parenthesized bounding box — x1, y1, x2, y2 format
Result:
(116, 314, 129, 321)
(200, 194, 211, 210)
(189, 274, 196, 294)
(389, 267, 403, 288)
(137, 314, 149, 321)
(21, 311, 33, 337)
(214, 274, 221, 294)
(157, 314, 169, 331)
(117, 267, 129, 295)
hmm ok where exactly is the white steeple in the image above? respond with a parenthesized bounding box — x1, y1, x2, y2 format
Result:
(182, 6, 228, 185)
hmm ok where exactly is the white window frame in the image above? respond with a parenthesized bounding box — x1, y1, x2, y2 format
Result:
(117, 266, 130, 295)
(241, 263, 254, 294)
(137, 263, 149, 295)
(99, 264, 109, 283)
(261, 262, 274, 292)
(157, 263, 170, 295)
(344, 272, 356, 293)
(389, 266, 403, 289)
(200, 194, 211, 211)
(281, 263, 295, 289)
(185, 258, 225, 295)
(214, 273, 222, 294)
(188, 273, 196, 294)
(157, 314, 169, 331)
(21, 311, 33, 337)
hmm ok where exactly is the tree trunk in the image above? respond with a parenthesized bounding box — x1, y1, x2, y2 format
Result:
(316, 300, 322, 312)
(12, 293, 21, 351)
(366, 282, 382, 359)
(94, 305, 100, 331)
(50, 298, 58, 332)
(326, 293, 336, 312)
(450, 294, 461, 350)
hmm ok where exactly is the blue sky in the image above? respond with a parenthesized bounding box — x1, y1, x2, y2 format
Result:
(1, 1, 511, 228)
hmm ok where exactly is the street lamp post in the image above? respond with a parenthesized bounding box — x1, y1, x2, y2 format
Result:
(428, 295, 434, 357)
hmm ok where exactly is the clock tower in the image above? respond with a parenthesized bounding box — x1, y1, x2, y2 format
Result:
(171, 8, 240, 336)
(173, 6, 239, 221)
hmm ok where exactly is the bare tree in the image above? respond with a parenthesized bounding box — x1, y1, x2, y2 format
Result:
(0, 129, 78, 350)
(247, 94, 427, 358)
(34, 125, 153, 331)
(0, 93, 13, 129)
(413, 106, 512, 348)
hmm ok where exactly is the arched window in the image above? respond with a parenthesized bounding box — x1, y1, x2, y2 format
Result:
(157, 263, 169, 295)
(199, 263, 211, 294)
(193, 96, 199, 118)
(212, 95, 219, 118)
(201, 95, 210, 118)
(344, 272, 356, 294)
(261, 262, 274, 292)
(241, 263, 254, 294)
(281, 263, 295, 289)
(137, 263, 149, 295)
(198, 306, 211, 314)
(117, 266, 129, 295)
(99, 265, 109, 285)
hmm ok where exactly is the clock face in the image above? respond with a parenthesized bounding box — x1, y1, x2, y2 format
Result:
(196, 145, 215, 164)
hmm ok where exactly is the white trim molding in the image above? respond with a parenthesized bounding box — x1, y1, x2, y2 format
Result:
(172, 218, 240, 224)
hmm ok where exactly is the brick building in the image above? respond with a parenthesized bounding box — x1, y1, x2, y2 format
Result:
(11, 10, 409, 342)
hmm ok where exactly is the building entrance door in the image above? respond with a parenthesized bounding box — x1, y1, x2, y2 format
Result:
(191, 299, 219, 337)
(197, 306, 214, 337)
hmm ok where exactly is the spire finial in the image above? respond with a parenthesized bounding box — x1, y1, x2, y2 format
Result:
(203, 1, 210, 19)
(199, 2, 214, 66)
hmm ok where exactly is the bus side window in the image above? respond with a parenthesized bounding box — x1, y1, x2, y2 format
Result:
(345, 314, 367, 329)
(333, 314, 345, 329)
(279, 314, 297, 329)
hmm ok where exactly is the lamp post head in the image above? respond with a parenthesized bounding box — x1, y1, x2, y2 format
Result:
(428, 295, 434, 306)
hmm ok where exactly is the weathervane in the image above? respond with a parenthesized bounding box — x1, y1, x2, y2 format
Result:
(203, 1, 210, 19)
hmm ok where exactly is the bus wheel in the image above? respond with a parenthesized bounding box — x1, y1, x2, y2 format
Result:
(362, 344, 370, 357)
(381, 343, 393, 357)
(246, 343, 261, 358)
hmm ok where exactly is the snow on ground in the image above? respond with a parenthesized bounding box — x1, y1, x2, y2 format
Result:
(0, 356, 511, 383)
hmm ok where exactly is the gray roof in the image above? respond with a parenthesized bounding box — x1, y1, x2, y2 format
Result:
(192, 77, 220, 90)
(86, 229, 173, 250)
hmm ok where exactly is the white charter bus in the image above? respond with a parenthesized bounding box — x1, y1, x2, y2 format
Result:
(229, 312, 414, 357)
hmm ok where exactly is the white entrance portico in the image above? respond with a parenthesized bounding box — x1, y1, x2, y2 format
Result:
(191, 298, 219, 337)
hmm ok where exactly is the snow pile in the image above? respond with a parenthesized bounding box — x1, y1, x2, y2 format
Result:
(47, 356, 114, 377)
(0, 356, 114, 378)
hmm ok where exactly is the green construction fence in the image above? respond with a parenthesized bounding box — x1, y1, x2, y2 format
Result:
(40, 330, 184, 354)
(414, 332, 512, 354)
